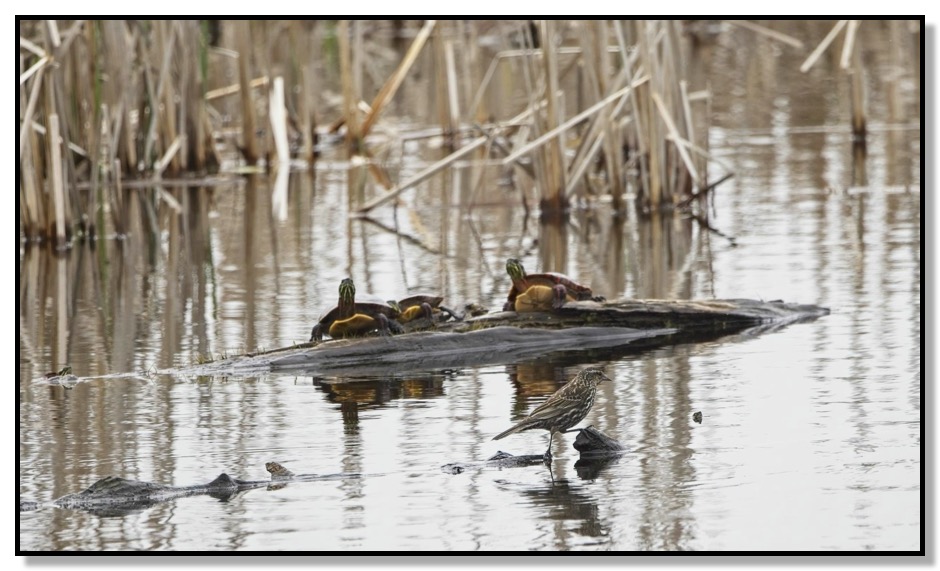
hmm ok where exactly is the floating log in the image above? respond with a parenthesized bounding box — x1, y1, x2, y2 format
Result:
(177, 298, 828, 377)
(20, 462, 357, 515)
(441, 451, 548, 475)
(441, 426, 627, 476)
(572, 426, 626, 458)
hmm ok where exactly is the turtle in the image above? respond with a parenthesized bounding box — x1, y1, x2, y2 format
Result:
(503, 257, 605, 312)
(44, 366, 73, 379)
(388, 294, 461, 324)
(463, 302, 489, 318)
(309, 278, 404, 342)
(43, 366, 79, 388)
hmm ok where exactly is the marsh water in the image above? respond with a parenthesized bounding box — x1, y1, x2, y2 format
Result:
(18, 22, 921, 551)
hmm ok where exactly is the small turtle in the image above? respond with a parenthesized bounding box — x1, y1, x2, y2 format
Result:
(310, 278, 404, 342)
(265, 461, 296, 481)
(463, 302, 488, 318)
(389, 294, 461, 323)
(503, 258, 605, 312)
(43, 366, 79, 388)
(44, 366, 73, 379)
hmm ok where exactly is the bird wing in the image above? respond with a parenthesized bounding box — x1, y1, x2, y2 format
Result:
(524, 394, 581, 422)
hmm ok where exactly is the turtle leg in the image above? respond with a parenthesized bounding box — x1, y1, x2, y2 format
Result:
(421, 302, 435, 323)
(503, 300, 515, 312)
(439, 305, 461, 322)
(310, 324, 323, 343)
(376, 314, 391, 336)
(591, 294, 606, 302)
(376, 313, 405, 336)
(552, 284, 568, 309)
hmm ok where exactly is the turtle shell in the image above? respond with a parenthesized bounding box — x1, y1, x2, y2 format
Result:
(506, 272, 596, 308)
(312, 294, 401, 341)
(503, 258, 604, 312)
(394, 293, 461, 323)
(397, 294, 445, 309)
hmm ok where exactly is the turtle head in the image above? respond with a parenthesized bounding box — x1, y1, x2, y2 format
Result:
(339, 278, 356, 304)
(506, 258, 527, 284)
(387, 300, 402, 315)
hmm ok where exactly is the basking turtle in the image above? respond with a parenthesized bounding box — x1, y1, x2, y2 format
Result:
(463, 302, 489, 318)
(389, 294, 461, 323)
(44, 366, 73, 379)
(43, 366, 79, 388)
(310, 278, 404, 342)
(503, 258, 605, 312)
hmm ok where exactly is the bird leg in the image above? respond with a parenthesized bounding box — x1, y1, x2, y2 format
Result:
(543, 430, 555, 461)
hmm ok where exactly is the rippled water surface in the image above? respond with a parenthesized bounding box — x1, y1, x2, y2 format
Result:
(18, 22, 921, 551)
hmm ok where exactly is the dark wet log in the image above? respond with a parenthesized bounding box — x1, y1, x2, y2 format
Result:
(21, 462, 358, 514)
(48, 474, 266, 515)
(572, 426, 626, 457)
(186, 326, 675, 376)
(456, 298, 829, 335)
(179, 298, 828, 377)
(441, 429, 627, 476)
(441, 451, 547, 474)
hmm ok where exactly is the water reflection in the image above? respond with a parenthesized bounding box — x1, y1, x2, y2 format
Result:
(319, 375, 446, 411)
(514, 478, 609, 549)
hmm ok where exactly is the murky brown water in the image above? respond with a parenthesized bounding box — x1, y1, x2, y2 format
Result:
(18, 21, 921, 551)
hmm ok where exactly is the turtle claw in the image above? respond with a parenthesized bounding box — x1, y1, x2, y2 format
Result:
(376, 313, 405, 337)
(591, 295, 606, 303)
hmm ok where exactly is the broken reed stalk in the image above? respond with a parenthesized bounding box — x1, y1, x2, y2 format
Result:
(535, 20, 566, 213)
(360, 19, 436, 138)
(444, 39, 461, 140)
(727, 20, 804, 49)
(356, 102, 546, 215)
(800, 20, 848, 73)
(843, 21, 867, 140)
(269, 76, 290, 166)
(337, 20, 362, 153)
(799, 20, 869, 141)
(299, 65, 317, 164)
(235, 21, 260, 163)
(432, 24, 454, 145)
(49, 114, 67, 248)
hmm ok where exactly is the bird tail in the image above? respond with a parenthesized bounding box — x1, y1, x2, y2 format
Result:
(492, 421, 533, 440)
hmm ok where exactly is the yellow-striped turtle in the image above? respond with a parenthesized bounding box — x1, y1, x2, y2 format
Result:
(388, 294, 460, 323)
(503, 258, 605, 312)
(310, 278, 404, 342)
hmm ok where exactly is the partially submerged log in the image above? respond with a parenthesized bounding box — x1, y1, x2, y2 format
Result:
(176, 298, 828, 377)
(441, 451, 548, 475)
(441, 426, 626, 476)
(19, 462, 358, 515)
(572, 426, 626, 458)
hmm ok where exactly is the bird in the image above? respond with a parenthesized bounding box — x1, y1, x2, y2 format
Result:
(492, 367, 613, 457)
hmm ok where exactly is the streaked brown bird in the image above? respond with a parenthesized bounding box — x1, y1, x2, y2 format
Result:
(492, 367, 613, 456)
